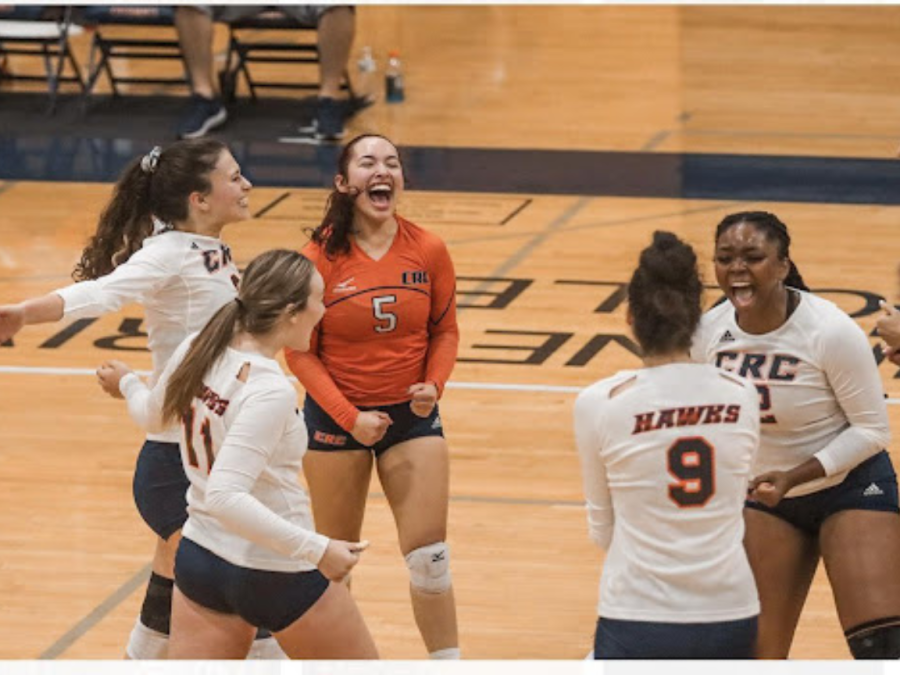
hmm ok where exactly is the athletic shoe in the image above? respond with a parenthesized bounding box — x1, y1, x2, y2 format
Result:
(297, 96, 345, 142)
(176, 94, 227, 139)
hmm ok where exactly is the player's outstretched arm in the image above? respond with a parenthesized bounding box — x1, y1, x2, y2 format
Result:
(0, 294, 64, 341)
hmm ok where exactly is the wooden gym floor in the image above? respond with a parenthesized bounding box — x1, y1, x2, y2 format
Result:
(1, 6, 900, 660)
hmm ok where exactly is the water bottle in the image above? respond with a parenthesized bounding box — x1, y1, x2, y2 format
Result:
(385, 51, 405, 103)
(356, 46, 377, 102)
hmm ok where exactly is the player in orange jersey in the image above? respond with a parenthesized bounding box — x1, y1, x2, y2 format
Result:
(286, 134, 460, 659)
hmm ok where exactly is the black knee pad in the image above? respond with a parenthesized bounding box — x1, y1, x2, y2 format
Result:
(140, 572, 174, 635)
(846, 617, 900, 659)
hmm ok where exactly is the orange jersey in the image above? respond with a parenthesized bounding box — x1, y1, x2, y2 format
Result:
(286, 216, 459, 431)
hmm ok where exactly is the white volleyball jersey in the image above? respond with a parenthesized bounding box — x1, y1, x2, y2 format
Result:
(55, 230, 239, 442)
(691, 291, 890, 496)
(574, 362, 760, 623)
(123, 339, 328, 572)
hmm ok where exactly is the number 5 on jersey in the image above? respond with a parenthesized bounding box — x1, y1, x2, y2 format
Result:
(372, 294, 398, 333)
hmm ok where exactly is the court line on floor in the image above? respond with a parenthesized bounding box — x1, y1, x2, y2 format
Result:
(0, 201, 728, 284)
(0, 200, 768, 285)
(35, 485, 579, 660)
(39, 562, 152, 659)
(372, 491, 583, 508)
(484, 197, 592, 279)
(448, 197, 593, 313)
(5, 365, 900, 405)
(445, 200, 746, 248)
(641, 129, 673, 151)
(0, 365, 583, 392)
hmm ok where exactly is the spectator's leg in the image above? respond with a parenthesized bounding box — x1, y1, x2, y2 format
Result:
(301, 6, 355, 141)
(317, 6, 355, 100)
(173, 6, 227, 139)
(175, 6, 217, 97)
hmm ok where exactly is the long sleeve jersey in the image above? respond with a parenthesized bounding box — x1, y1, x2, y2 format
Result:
(574, 363, 760, 623)
(691, 290, 890, 496)
(55, 229, 239, 442)
(121, 337, 328, 572)
(286, 216, 459, 431)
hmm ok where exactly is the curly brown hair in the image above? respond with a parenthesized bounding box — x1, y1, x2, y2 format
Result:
(73, 139, 227, 280)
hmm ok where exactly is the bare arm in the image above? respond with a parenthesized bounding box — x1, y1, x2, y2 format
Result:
(749, 458, 826, 507)
(0, 293, 64, 341)
(19, 293, 65, 323)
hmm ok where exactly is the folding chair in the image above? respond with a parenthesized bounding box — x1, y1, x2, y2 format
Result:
(0, 5, 84, 113)
(219, 7, 355, 102)
(79, 5, 187, 100)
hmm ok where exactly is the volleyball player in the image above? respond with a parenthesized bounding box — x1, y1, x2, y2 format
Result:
(0, 140, 283, 658)
(693, 211, 900, 659)
(285, 134, 461, 659)
(576, 231, 760, 659)
(97, 250, 378, 658)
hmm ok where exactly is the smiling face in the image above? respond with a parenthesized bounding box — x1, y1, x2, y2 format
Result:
(195, 150, 252, 228)
(335, 136, 404, 223)
(714, 221, 790, 321)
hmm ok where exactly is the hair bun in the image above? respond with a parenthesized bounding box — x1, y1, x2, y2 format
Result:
(638, 230, 698, 286)
(628, 230, 703, 356)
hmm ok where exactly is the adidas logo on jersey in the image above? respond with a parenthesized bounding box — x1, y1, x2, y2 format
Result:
(863, 483, 884, 497)
(431, 416, 443, 430)
(719, 330, 735, 343)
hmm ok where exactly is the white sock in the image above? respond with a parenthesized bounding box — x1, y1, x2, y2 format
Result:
(246, 636, 288, 660)
(429, 647, 461, 660)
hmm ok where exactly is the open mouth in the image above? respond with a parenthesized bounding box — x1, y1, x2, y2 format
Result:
(731, 283, 754, 306)
(366, 183, 393, 208)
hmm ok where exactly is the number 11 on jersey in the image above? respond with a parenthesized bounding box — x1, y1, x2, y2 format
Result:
(182, 406, 215, 474)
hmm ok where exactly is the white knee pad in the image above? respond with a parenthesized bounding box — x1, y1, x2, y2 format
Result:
(126, 617, 169, 659)
(405, 541, 452, 594)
